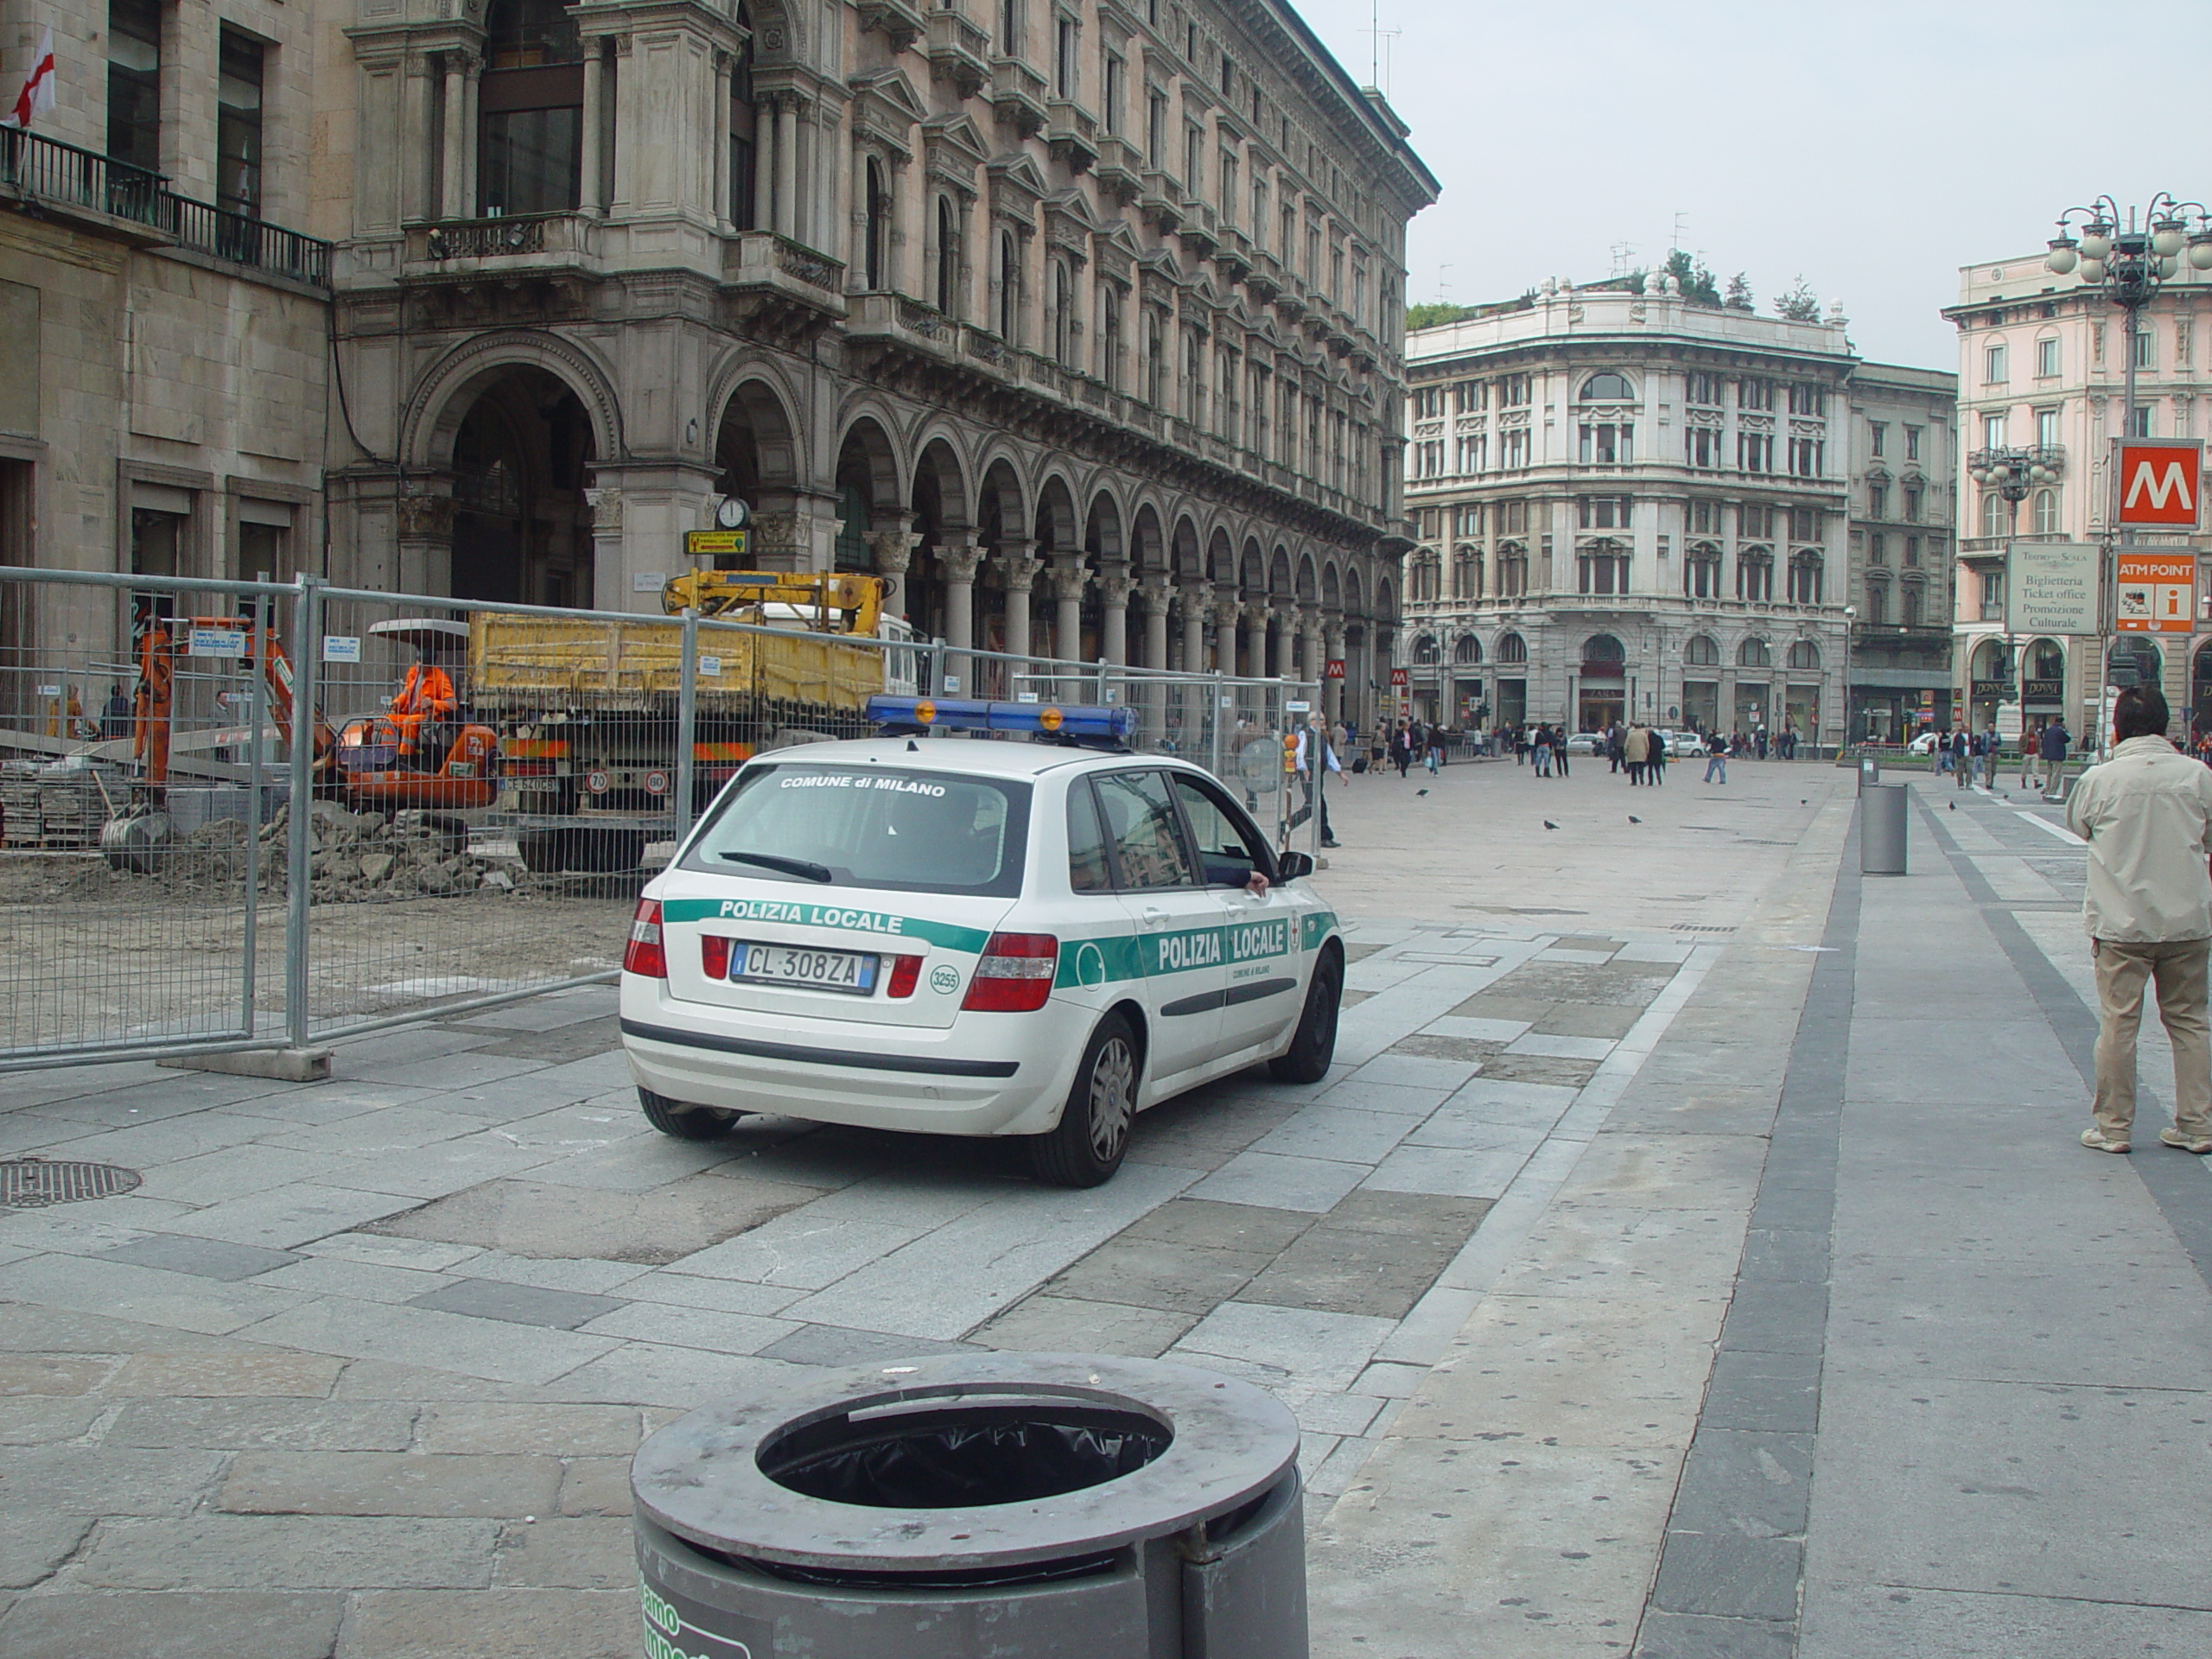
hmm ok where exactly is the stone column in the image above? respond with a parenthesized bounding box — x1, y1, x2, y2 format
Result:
(1325, 624, 1346, 723)
(996, 541, 1042, 696)
(938, 535, 982, 695)
(1138, 579, 1172, 672)
(1270, 607, 1295, 680)
(753, 95, 776, 234)
(579, 43, 605, 214)
(397, 482, 456, 596)
(1047, 560, 1088, 698)
(440, 55, 467, 218)
(865, 520, 920, 620)
(711, 55, 732, 231)
(848, 138, 868, 282)
(1179, 585, 1207, 673)
(774, 98, 798, 239)
(1302, 613, 1325, 696)
(460, 53, 480, 212)
(1100, 569, 1131, 668)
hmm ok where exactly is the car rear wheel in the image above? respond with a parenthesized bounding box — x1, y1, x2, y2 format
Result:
(1028, 1013, 1138, 1188)
(639, 1086, 740, 1141)
(1269, 950, 1342, 1084)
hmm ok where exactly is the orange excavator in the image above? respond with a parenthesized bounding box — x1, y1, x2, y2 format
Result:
(102, 615, 501, 870)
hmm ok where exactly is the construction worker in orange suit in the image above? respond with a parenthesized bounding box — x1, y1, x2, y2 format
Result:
(389, 661, 456, 760)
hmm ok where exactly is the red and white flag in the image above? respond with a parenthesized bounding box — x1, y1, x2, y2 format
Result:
(4, 26, 57, 130)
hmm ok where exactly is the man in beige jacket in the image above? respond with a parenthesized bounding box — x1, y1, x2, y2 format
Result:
(2065, 685, 2212, 1154)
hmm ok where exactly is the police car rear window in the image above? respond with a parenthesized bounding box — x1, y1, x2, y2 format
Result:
(683, 765, 1030, 898)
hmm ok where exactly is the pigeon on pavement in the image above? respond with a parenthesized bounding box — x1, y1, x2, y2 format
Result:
(1628, 815, 1642, 823)
(1542, 820, 1560, 830)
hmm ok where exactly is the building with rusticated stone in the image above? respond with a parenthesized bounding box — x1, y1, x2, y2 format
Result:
(3, 0, 1436, 732)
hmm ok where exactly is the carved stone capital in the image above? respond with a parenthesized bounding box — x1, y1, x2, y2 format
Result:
(749, 511, 806, 556)
(1135, 579, 1174, 616)
(996, 546, 1044, 592)
(398, 492, 456, 540)
(938, 539, 985, 584)
(1100, 574, 1134, 608)
(1046, 563, 1090, 603)
(865, 530, 920, 577)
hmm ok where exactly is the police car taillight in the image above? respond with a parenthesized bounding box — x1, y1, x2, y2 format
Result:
(624, 899, 667, 978)
(961, 933, 1058, 1012)
(886, 955, 924, 998)
(701, 936, 731, 980)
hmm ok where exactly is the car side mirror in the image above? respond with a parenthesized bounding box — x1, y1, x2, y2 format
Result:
(1276, 850, 1315, 881)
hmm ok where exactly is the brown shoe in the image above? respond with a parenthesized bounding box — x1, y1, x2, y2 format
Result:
(2081, 1127, 2132, 1154)
(2158, 1127, 2212, 1154)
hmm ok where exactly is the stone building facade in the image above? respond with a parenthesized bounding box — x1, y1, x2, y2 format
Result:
(2, 0, 334, 666)
(1401, 282, 1874, 747)
(3, 0, 1433, 734)
(324, 0, 1435, 728)
(1943, 253, 2212, 741)
(1840, 361, 1958, 740)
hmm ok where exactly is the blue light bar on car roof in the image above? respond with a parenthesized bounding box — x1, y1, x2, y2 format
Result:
(866, 695, 1137, 742)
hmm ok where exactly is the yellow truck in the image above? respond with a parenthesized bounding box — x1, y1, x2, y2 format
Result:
(470, 573, 917, 872)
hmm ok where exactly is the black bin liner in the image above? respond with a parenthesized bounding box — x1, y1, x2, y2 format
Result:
(760, 1402, 1173, 1510)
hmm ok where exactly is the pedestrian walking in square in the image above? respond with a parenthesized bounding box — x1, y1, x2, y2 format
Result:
(1647, 730, 1667, 785)
(1551, 725, 1570, 779)
(1624, 723, 1649, 785)
(1704, 728, 1728, 784)
(2066, 686, 2212, 1154)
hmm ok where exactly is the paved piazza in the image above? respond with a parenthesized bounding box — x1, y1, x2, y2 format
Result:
(4, 755, 2209, 1657)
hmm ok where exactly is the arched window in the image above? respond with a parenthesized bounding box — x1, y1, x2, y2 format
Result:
(1787, 639, 1820, 671)
(1412, 633, 1440, 666)
(1498, 631, 1528, 664)
(1584, 632, 1624, 663)
(1145, 310, 1164, 406)
(995, 232, 1020, 340)
(479, 0, 583, 216)
(1051, 258, 1074, 365)
(1788, 552, 1823, 606)
(1454, 633, 1482, 664)
(1580, 372, 1634, 402)
(1980, 490, 2008, 537)
(1864, 583, 1887, 625)
(864, 158, 888, 290)
(728, 10, 756, 227)
(1738, 637, 1772, 669)
(1685, 633, 1720, 667)
(1684, 541, 1723, 599)
(2030, 639, 2064, 679)
(1901, 582, 1923, 627)
(1738, 547, 1774, 602)
(935, 195, 959, 315)
(2032, 486, 2060, 535)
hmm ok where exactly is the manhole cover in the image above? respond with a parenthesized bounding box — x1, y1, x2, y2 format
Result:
(1672, 924, 1737, 934)
(0, 1157, 143, 1207)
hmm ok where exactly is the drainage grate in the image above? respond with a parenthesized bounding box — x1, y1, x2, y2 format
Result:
(0, 1157, 143, 1207)
(1672, 924, 1737, 934)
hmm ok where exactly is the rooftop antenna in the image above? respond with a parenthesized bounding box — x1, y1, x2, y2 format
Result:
(1438, 262, 1453, 300)
(1610, 242, 1635, 278)
(1363, 1, 1401, 95)
(1671, 211, 1688, 253)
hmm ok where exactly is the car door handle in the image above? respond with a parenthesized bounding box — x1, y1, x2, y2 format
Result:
(1140, 906, 1168, 928)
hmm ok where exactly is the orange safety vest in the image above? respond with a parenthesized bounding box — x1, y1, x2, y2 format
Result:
(391, 664, 456, 718)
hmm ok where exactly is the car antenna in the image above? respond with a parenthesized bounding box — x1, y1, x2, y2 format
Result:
(906, 739, 919, 752)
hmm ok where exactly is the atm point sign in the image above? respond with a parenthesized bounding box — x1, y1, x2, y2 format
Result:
(2116, 441, 2203, 528)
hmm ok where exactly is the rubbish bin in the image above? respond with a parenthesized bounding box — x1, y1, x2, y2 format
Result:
(632, 1351, 1306, 1659)
(1858, 754, 1879, 792)
(1862, 780, 1908, 875)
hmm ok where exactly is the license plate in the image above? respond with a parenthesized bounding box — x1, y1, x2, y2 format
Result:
(732, 942, 878, 995)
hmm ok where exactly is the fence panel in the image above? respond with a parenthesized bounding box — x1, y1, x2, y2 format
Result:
(0, 569, 1323, 1067)
(0, 570, 286, 1065)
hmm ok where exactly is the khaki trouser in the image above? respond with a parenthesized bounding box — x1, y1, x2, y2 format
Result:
(2092, 937, 2212, 1138)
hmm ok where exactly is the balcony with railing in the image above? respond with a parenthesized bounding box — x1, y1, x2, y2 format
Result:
(1046, 99, 1099, 173)
(925, 6, 991, 97)
(2, 127, 332, 288)
(1095, 136, 1142, 205)
(990, 56, 1048, 136)
(408, 211, 599, 274)
(721, 231, 848, 327)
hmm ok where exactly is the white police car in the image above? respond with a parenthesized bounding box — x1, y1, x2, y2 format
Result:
(620, 697, 1344, 1186)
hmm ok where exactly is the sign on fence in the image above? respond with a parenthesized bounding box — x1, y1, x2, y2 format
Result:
(322, 635, 363, 664)
(188, 626, 247, 658)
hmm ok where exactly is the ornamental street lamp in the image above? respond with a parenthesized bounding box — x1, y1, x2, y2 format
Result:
(2043, 194, 2212, 746)
(1966, 446, 2040, 736)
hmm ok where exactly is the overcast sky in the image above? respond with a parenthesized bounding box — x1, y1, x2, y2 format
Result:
(1294, 0, 2205, 372)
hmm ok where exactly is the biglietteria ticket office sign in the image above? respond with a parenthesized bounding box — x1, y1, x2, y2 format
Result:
(2005, 543, 2100, 637)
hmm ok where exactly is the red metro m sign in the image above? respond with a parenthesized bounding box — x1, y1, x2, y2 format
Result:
(2116, 441, 2203, 529)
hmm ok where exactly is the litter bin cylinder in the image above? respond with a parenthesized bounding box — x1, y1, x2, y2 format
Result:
(1858, 755, 1879, 792)
(1861, 781, 1909, 874)
(632, 1351, 1307, 1659)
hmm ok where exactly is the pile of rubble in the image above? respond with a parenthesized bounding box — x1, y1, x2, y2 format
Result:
(229, 804, 531, 902)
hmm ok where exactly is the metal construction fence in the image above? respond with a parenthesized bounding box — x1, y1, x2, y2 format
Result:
(0, 567, 1322, 1071)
